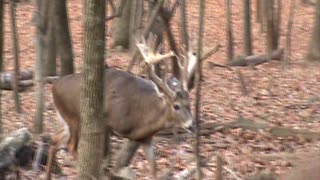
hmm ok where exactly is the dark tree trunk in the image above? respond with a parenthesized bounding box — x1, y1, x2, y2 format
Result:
(53, 0, 74, 75)
(243, 0, 253, 55)
(226, 0, 234, 61)
(111, 0, 131, 49)
(307, 0, 320, 61)
(0, 0, 3, 133)
(77, 0, 106, 179)
(9, 0, 21, 113)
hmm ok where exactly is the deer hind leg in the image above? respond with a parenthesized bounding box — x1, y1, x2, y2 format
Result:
(114, 140, 139, 175)
(141, 138, 157, 179)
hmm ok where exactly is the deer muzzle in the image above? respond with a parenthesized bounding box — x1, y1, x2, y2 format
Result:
(184, 118, 196, 133)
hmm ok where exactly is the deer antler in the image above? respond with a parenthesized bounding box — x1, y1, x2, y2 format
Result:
(136, 36, 176, 100)
(177, 38, 198, 91)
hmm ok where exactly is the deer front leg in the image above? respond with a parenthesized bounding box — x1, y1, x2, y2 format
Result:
(141, 138, 157, 179)
(114, 139, 140, 175)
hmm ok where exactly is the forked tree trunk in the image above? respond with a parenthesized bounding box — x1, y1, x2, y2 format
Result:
(0, 0, 3, 133)
(45, 1, 56, 76)
(34, 0, 48, 134)
(226, 0, 234, 61)
(307, 0, 320, 61)
(53, 0, 74, 75)
(77, 0, 106, 179)
(111, 0, 131, 49)
(195, 0, 205, 179)
(9, 0, 21, 113)
(243, 0, 253, 55)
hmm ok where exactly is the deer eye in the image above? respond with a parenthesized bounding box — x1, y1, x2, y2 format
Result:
(192, 52, 196, 56)
(174, 105, 181, 111)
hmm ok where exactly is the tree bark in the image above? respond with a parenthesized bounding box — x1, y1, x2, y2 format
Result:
(77, 0, 106, 179)
(243, 0, 253, 55)
(307, 0, 320, 61)
(45, 1, 56, 76)
(0, 0, 3, 133)
(34, 0, 48, 134)
(111, 0, 131, 49)
(266, 0, 276, 53)
(195, 0, 205, 179)
(9, 0, 21, 113)
(53, 0, 74, 75)
(284, 0, 296, 64)
(256, 0, 261, 23)
(129, 0, 143, 50)
(226, 0, 234, 61)
(180, 0, 189, 48)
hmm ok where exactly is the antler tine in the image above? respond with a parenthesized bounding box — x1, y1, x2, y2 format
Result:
(148, 67, 176, 100)
(136, 37, 176, 100)
(178, 38, 198, 91)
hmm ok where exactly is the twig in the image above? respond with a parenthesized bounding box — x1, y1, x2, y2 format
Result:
(223, 166, 241, 180)
(201, 44, 221, 62)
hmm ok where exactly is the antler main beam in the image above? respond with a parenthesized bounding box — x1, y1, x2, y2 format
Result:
(136, 36, 176, 100)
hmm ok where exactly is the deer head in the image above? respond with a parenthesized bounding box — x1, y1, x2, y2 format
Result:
(136, 34, 196, 132)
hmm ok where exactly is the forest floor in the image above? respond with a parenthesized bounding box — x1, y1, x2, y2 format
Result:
(1, 0, 320, 179)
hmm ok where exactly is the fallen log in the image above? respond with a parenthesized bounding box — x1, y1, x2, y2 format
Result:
(227, 48, 284, 67)
(0, 72, 60, 92)
(158, 117, 320, 141)
(0, 128, 35, 178)
(0, 70, 33, 91)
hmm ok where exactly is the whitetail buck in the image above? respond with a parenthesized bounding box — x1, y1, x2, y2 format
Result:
(43, 36, 197, 179)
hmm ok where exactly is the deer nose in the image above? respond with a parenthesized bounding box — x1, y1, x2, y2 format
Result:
(188, 121, 196, 132)
(184, 120, 196, 133)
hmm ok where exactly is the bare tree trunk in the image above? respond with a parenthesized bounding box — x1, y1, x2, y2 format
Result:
(260, 0, 267, 33)
(243, 0, 253, 55)
(256, 0, 261, 22)
(0, 0, 4, 133)
(180, 0, 189, 48)
(307, 0, 320, 61)
(34, 0, 48, 134)
(9, 0, 21, 113)
(266, 0, 275, 53)
(284, 0, 296, 64)
(226, 0, 234, 61)
(111, 0, 131, 49)
(274, 0, 281, 49)
(53, 0, 74, 75)
(129, 0, 143, 50)
(77, 0, 106, 179)
(45, 1, 56, 76)
(195, 0, 205, 179)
